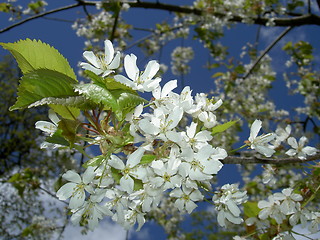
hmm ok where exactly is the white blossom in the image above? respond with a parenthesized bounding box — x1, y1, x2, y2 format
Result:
(108, 148, 146, 194)
(170, 186, 203, 213)
(247, 119, 276, 157)
(114, 54, 161, 92)
(56, 167, 95, 209)
(80, 39, 120, 77)
(212, 184, 248, 227)
(285, 136, 318, 159)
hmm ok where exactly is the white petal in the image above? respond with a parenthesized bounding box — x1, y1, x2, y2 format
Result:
(124, 54, 139, 80)
(48, 109, 60, 125)
(62, 170, 81, 183)
(226, 200, 241, 216)
(167, 107, 183, 129)
(114, 75, 135, 89)
(80, 62, 104, 75)
(69, 189, 85, 209)
(104, 40, 114, 64)
(302, 146, 317, 156)
(127, 147, 145, 167)
(249, 119, 262, 142)
(287, 137, 298, 149)
(83, 51, 100, 68)
(186, 122, 197, 138)
(185, 200, 197, 213)
(141, 60, 159, 80)
(35, 121, 57, 134)
(82, 166, 95, 184)
(56, 182, 76, 200)
(255, 145, 275, 157)
(174, 198, 184, 212)
(161, 80, 177, 98)
(285, 149, 297, 157)
(120, 175, 134, 193)
(298, 136, 308, 147)
(108, 51, 121, 69)
(109, 155, 125, 170)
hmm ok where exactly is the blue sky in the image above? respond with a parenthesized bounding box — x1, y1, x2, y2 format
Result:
(1, 1, 319, 239)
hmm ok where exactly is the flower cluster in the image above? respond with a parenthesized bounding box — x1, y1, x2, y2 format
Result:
(30, 39, 317, 233)
(53, 39, 232, 231)
(212, 184, 248, 227)
(246, 119, 317, 159)
(244, 188, 320, 237)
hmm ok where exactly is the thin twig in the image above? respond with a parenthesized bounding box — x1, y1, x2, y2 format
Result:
(242, 26, 293, 80)
(0, 2, 81, 34)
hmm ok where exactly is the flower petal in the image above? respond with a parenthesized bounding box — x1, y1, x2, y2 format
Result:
(124, 54, 139, 80)
(249, 119, 262, 142)
(62, 170, 81, 183)
(83, 51, 100, 68)
(104, 40, 114, 64)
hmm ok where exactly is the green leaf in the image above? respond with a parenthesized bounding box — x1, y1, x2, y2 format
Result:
(31, 96, 97, 110)
(243, 201, 260, 218)
(111, 167, 122, 184)
(49, 105, 80, 120)
(212, 120, 238, 135)
(10, 69, 78, 110)
(0, 3, 11, 12)
(74, 83, 119, 111)
(114, 91, 147, 120)
(0, 39, 76, 80)
(58, 119, 81, 144)
(140, 154, 156, 165)
(133, 179, 143, 191)
(45, 130, 69, 146)
(83, 155, 105, 168)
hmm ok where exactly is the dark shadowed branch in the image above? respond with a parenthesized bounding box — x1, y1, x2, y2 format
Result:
(1, 1, 320, 35)
(222, 153, 320, 164)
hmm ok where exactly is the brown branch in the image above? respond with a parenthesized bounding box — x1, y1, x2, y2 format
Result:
(221, 153, 320, 165)
(0, 2, 81, 34)
(1, 1, 320, 35)
(242, 26, 294, 80)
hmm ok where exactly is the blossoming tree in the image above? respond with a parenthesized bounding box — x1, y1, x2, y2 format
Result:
(0, 0, 319, 239)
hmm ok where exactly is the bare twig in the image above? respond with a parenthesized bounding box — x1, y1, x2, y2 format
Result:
(241, 26, 293, 80)
(222, 153, 320, 164)
(0, 2, 81, 34)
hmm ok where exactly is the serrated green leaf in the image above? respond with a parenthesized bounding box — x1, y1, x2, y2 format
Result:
(74, 83, 119, 111)
(111, 90, 147, 120)
(30, 96, 97, 110)
(212, 120, 238, 135)
(140, 154, 156, 165)
(0, 39, 76, 80)
(83, 155, 105, 168)
(49, 105, 80, 120)
(243, 201, 260, 218)
(10, 69, 78, 110)
(2, 39, 75, 78)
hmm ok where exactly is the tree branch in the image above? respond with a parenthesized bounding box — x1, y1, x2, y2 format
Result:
(242, 26, 294, 80)
(1, 1, 320, 35)
(0, 2, 81, 34)
(221, 153, 320, 164)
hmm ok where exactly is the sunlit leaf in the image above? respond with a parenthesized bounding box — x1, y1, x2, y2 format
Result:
(10, 69, 78, 110)
(0, 38, 76, 80)
(212, 120, 238, 135)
